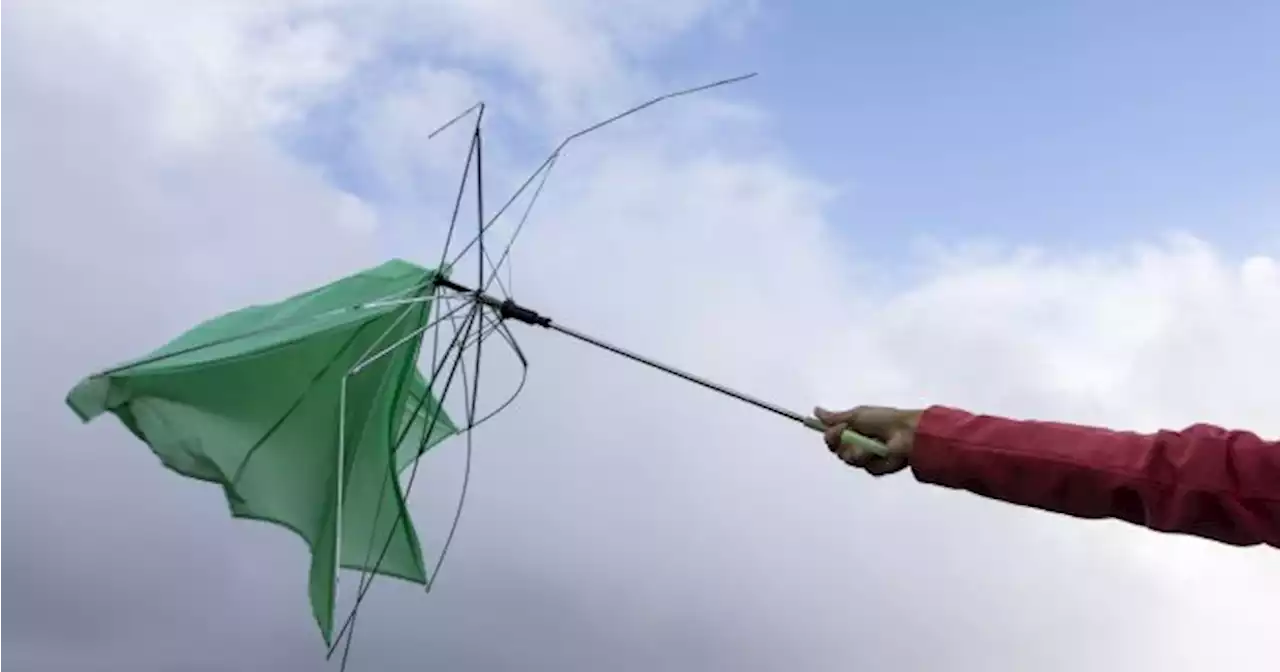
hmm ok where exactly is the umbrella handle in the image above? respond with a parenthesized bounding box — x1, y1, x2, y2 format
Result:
(802, 416, 890, 457)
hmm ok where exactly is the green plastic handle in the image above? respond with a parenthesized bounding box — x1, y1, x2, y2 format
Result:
(803, 416, 890, 457)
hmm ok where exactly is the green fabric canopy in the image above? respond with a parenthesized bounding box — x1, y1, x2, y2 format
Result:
(67, 259, 459, 643)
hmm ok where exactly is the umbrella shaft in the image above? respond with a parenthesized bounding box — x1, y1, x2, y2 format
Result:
(546, 321, 809, 426)
(434, 278, 808, 427)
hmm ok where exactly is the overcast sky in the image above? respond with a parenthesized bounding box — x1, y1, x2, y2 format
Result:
(4, 1, 1278, 670)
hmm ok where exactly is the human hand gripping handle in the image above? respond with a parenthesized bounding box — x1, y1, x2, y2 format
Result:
(802, 415, 890, 457)
(812, 406, 921, 476)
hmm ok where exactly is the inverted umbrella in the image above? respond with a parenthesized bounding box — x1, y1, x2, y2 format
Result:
(67, 73, 887, 667)
(67, 259, 462, 642)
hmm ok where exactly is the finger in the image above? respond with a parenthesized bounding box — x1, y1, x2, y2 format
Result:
(828, 427, 885, 467)
(887, 432, 914, 457)
(823, 423, 848, 451)
(864, 455, 907, 476)
(841, 447, 874, 469)
(814, 406, 856, 427)
(843, 405, 903, 435)
(826, 426, 876, 469)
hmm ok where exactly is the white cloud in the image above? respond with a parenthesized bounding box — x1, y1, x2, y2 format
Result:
(334, 0, 745, 121)
(4, 1, 1277, 671)
(13, 0, 365, 151)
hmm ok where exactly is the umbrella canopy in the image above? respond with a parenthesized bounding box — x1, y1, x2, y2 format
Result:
(67, 258, 459, 643)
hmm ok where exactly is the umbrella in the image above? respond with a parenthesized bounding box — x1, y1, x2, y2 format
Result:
(67, 259, 461, 642)
(66, 73, 887, 667)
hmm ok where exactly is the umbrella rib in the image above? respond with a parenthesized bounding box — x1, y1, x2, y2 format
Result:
(96, 283, 439, 377)
(481, 153, 557, 298)
(229, 289, 470, 488)
(229, 319, 378, 488)
(447, 72, 757, 270)
(435, 103, 486, 277)
(329, 304, 479, 663)
(348, 290, 468, 588)
(463, 315, 529, 431)
(348, 296, 474, 596)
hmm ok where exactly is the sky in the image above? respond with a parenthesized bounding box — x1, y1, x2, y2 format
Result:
(700, 0, 1280, 253)
(3, 1, 1278, 671)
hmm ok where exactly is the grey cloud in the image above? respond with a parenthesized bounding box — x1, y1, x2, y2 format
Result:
(5, 3, 1279, 672)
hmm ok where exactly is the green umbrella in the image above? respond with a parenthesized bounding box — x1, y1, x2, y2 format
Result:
(66, 74, 888, 667)
(67, 258, 461, 643)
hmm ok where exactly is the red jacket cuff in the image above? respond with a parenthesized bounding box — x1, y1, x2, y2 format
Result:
(908, 405, 974, 488)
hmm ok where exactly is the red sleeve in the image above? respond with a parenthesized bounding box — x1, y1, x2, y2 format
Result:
(909, 406, 1280, 548)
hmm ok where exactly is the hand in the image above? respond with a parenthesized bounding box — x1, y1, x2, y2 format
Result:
(813, 406, 922, 476)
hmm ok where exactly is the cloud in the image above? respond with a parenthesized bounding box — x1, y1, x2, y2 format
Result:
(3, 1, 1277, 671)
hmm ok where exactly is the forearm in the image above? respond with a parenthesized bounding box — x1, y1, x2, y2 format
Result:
(909, 406, 1280, 547)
